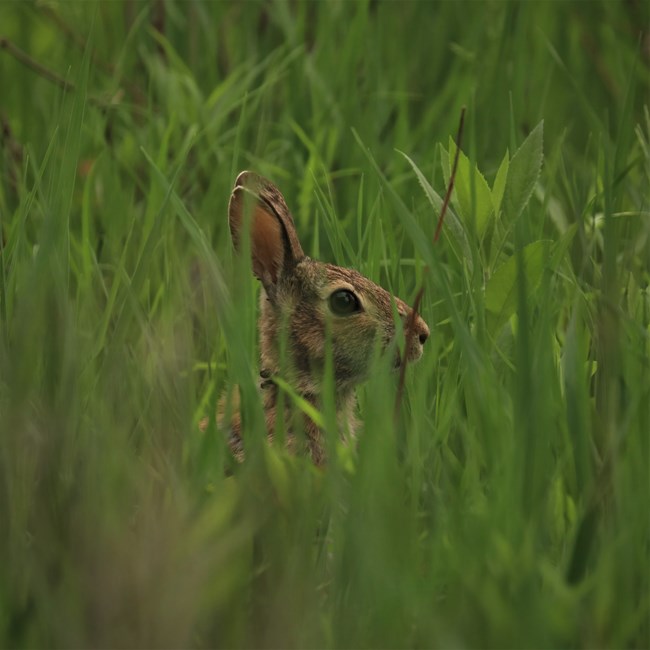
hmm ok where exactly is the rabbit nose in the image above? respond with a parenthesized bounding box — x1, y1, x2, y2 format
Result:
(415, 316, 430, 345)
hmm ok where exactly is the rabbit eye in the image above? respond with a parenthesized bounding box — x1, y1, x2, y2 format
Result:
(328, 289, 361, 316)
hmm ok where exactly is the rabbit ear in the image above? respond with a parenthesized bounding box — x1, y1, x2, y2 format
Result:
(229, 171, 304, 290)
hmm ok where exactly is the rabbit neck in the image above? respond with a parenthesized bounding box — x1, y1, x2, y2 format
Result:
(259, 377, 358, 466)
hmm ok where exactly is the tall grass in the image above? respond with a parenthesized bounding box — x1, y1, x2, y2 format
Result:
(0, 2, 648, 647)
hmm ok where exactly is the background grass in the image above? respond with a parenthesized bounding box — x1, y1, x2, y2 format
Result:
(0, 1, 649, 647)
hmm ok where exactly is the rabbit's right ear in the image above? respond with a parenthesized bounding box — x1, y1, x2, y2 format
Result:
(228, 171, 304, 291)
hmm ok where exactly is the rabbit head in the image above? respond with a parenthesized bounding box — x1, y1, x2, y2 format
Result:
(228, 172, 429, 394)
(228, 171, 429, 406)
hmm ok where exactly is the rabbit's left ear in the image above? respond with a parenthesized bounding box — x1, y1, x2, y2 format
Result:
(228, 171, 304, 290)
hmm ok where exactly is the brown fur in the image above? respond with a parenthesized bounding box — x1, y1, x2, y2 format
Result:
(210, 171, 429, 466)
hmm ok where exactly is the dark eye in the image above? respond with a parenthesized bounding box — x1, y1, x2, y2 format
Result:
(328, 289, 361, 316)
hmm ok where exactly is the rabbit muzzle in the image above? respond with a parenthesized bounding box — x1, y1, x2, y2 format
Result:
(396, 300, 429, 360)
(389, 309, 429, 369)
(406, 311, 430, 361)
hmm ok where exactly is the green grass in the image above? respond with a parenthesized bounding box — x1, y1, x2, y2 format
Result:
(1, 1, 649, 647)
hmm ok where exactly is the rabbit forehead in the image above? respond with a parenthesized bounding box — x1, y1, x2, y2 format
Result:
(293, 259, 408, 320)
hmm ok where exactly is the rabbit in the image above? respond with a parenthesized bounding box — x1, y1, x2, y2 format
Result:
(212, 171, 429, 466)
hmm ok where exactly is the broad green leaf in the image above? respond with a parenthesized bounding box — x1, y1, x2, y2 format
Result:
(485, 240, 549, 318)
(491, 149, 509, 215)
(503, 121, 544, 220)
(397, 149, 472, 264)
(448, 137, 494, 237)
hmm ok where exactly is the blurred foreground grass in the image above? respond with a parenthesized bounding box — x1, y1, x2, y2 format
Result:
(0, 1, 649, 647)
